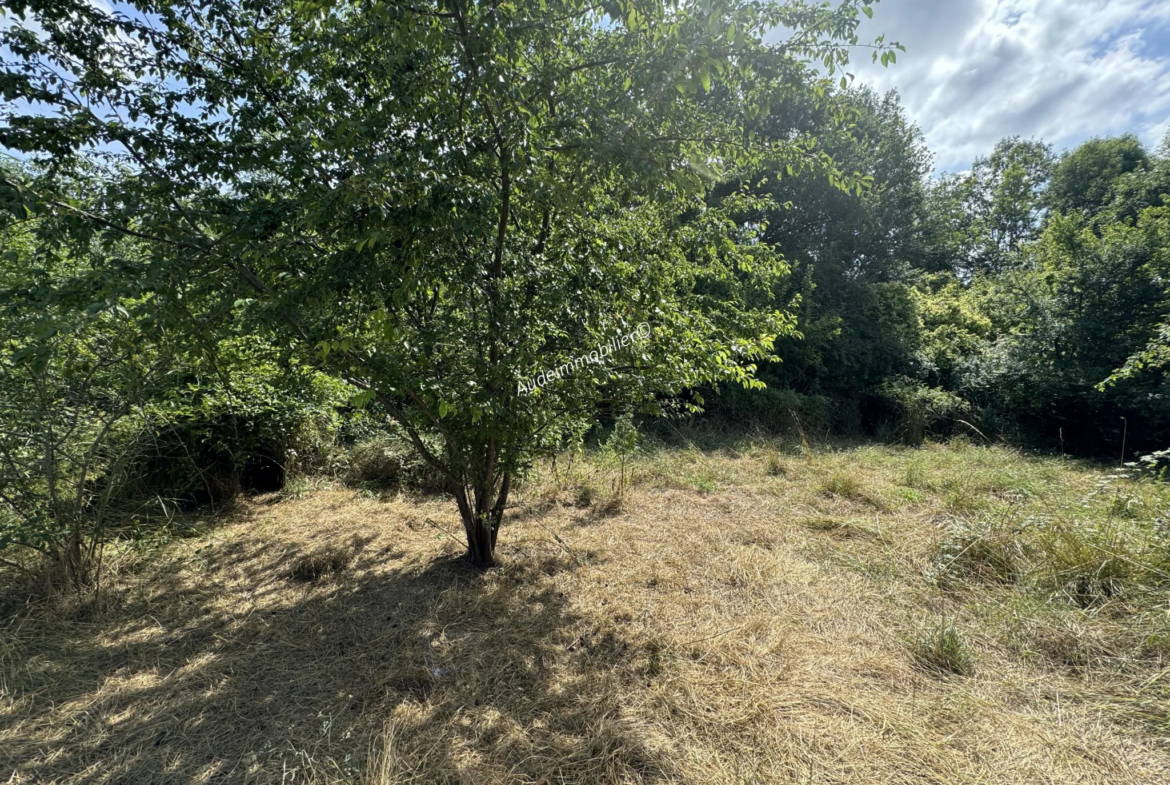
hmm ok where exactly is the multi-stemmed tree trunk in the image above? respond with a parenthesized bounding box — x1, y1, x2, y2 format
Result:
(453, 470, 510, 568)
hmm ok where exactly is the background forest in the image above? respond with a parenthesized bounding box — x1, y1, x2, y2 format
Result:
(711, 99, 1170, 458)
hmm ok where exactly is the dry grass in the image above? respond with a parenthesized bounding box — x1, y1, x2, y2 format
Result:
(2, 436, 1169, 783)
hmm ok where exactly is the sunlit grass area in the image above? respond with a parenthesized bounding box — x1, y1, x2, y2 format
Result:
(3, 434, 1169, 783)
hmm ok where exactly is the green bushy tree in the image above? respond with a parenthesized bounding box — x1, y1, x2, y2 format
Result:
(0, 162, 170, 587)
(138, 334, 353, 504)
(1, 0, 898, 566)
(965, 207, 1170, 451)
(930, 137, 1055, 275)
(910, 134, 1170, 455)
(911, 276, 992, 391)
(1046, 135, 1149, 218)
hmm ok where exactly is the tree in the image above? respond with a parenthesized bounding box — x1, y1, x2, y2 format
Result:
(1099, 203, 1170, 393)
(1092, 135, 1170, 227)
(912, 276, 992, 391)
(1, 1, 894, 566)
(1046, 135, 1149, 218)
(965, 209, 1170, 452)
(720, 87, 932, 414)
(943, 137, 1055, 274)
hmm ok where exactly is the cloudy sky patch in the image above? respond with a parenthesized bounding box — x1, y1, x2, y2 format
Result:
(835, 0, 1170, 173)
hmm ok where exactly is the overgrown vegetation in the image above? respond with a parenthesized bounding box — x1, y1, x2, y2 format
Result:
(1, 0, 900, 568)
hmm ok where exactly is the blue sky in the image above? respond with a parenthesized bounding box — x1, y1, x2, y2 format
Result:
(830, 0, 1170, 173)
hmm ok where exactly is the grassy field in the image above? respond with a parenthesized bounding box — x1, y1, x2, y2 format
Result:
(2, 434, 1170, 783)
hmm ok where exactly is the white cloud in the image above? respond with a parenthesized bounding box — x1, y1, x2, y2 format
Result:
(821, 0, 1170, 172)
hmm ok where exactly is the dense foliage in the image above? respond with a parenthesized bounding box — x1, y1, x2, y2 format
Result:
(707, 100, 1170, 457)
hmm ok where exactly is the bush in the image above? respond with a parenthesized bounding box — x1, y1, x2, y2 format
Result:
(877, 377, 970, 447)
(341, 432, 449, 495)
(124, 337, 353, 508)
(0, 267, 169, 588)
(345, 439, 405, 488)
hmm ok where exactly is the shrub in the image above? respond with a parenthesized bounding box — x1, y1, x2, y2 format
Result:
(601, 414, 641, 501)
(0, 280, 168, 589)
(125, 337, 352, 508)
(341, 432, 448, 495)
(878, 377, 970, 447)
(345, 439, 404, 488)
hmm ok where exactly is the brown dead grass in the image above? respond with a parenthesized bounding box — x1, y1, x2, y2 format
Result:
(2, 440, 1169, 784)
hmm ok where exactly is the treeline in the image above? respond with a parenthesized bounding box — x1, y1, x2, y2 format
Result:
(710, 89, 1170, 458)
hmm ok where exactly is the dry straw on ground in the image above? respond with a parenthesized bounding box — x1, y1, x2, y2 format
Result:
(2, 438, 1168, 783)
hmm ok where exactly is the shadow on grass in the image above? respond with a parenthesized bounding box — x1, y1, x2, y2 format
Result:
(0, 533, 669, 784)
